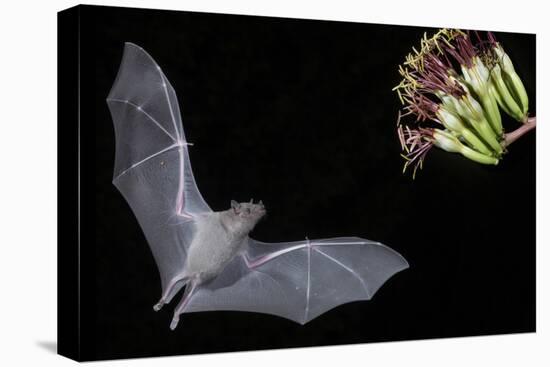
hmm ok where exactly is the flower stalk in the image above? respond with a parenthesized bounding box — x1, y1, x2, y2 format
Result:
(503, 116, 536, 146)
(394, 29, 535, 177)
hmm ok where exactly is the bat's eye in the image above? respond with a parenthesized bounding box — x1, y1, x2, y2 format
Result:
(245, 208, 251, 214)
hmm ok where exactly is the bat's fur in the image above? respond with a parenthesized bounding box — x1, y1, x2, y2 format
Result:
(165, 200, 266, 329)
(184, 200, 266, 282)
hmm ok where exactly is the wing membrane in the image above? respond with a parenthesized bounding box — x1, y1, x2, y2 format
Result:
(107, 43, 211, 292)
(183, 237, 408, 324)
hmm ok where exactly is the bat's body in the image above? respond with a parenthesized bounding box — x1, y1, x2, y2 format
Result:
(155, 201, 266, 328)
(107, 43, 409, 330)
(185, 202, 264, 283)
(184, 212, 240, 282)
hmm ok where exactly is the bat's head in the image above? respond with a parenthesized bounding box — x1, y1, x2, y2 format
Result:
(229, 199, 266, 234)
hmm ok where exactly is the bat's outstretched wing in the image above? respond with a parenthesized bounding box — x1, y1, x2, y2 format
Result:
(184, 237, 409, 324)
(107, 44, 409, 326)
(107, 43, 211, 302)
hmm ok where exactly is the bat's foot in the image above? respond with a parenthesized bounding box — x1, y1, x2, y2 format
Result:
(153, 301, 164, 311)
(168, 279, 196, 330)
(170, 316, 180, 330)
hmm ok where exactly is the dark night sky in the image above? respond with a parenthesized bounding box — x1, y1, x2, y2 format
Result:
(70, 5, 535, 361)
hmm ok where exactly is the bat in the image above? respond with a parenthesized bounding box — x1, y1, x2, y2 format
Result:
(107, 43, 409, 330)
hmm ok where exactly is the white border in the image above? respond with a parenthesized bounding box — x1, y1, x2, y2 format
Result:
(0, 0, 547, 366)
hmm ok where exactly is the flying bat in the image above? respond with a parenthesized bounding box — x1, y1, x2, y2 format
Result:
(107, 43, 409, 330)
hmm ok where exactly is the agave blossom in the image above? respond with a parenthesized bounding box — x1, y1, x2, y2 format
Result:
(397, 124, 434, 178)
(398, 124, 498, 179)
(394, 29, 536, 177)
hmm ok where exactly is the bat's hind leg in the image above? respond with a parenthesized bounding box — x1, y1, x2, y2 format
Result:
(153, 274, 189, 311)
(170, 279, 198, 330)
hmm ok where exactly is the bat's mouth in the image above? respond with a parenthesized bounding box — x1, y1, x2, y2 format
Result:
(255, 199, 266, 215)
(257, 208, 267, 221)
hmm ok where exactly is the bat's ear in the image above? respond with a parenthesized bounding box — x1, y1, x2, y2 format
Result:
(231, 200, 240, 212)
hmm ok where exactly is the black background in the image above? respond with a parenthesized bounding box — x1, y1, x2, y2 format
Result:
(76, 5, 535, 361)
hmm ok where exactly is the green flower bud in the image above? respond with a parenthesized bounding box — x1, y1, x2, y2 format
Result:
(451, 94, 503, 155)
(493, 46, 515, 75)
(436, 108, 492, 155)
(433, 129, 499, 165)
(488, 77, 514, 117)
(493, 45, 529, 121)
(432, 129, 462, 153)
(490, 64, 524, 121)
(459, 60, 503, 136)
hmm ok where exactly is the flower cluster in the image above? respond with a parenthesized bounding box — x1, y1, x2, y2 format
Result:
(394, 29, 532, 178)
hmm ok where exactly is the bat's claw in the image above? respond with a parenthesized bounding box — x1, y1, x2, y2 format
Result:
(153, 301, 164, 311)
